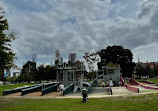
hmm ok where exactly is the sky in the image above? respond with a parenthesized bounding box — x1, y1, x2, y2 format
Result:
(1, 0, 158, 68)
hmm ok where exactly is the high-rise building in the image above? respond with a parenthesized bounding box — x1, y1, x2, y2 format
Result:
(69, 53, 76, 63)
(60, 57, 63, 65)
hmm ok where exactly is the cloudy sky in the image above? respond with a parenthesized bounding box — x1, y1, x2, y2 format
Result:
(1, 0, 158, 68)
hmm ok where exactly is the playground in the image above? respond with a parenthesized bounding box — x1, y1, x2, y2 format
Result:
(0, 91, 158, 111)
(0, 77, 158, 111)
(1, 77, 158, 99)
(1, 66, 158, 111)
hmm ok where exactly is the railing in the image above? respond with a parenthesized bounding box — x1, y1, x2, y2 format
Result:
(42, 83, 59, 96)
(63, 83, 74, 95)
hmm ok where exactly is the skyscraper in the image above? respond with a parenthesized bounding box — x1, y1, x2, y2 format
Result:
(69, 53, 76, 63)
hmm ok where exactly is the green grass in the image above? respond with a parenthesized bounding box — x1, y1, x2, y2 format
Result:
(0, 83, 36, 96)
(136, 78, 158, 83)
(0, 93, 158, 111)
(148, 78, 158, 83)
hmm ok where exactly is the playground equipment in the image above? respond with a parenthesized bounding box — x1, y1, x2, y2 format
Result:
(86, 76, 112, 95)
(42, 83, 59, 96)
(3, 84, 40, 96)
(139, 80, 155, 84)
(21, 85, 42, 96)
(101, 66, 121, 86)
(63, 83, 74, 95)
(57, 67, 85, 90)
(3, 82, 59, 96)
(120, 77, 139, 93)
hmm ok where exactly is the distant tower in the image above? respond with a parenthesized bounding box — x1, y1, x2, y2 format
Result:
(69, 53, 76, 63)
(55, 50, 61, 66)
(138, 55, 140, 63)
(32, 54, 37, 62)
(50, 61, 53, 66)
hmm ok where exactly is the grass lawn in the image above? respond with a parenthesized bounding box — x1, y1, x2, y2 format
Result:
(0, 83, 35, 96)
(136, 78, 158, 83)
(0, 93, 158, 111)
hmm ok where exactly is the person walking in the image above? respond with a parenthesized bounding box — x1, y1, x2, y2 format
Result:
(59, 83, 64, 95)
(102, 81, 105, 87)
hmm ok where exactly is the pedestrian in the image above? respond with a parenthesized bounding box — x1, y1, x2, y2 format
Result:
(59, 83, 64, 95)
(102, 81, 105, 87)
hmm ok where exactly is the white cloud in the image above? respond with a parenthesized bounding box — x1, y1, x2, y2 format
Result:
(1, 0, 158, 67)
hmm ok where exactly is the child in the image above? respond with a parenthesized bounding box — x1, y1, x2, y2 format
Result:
(59, 83, 64, 95)
(102, 81, 105, 87)
(82, 88, 88, 102)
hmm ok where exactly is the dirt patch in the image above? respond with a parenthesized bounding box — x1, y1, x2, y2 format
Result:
(23, 91, 42, 96)
(44, 92, 61, 97)
(5, 92, 21, 97)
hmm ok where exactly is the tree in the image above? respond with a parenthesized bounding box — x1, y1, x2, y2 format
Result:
(97, 45, 135, 77)
(136, 64, 146, 78)
(83, 52, 99, 72)
(0, 7, 16, 81)
(43, 65, 56, 81)
(86, 71, 97, 80)
(145, 65, 152, 77)
(20, 61, 37, 82)
(35, 65, 56, 82)
(36, 65, 45, 82)
(6, 76, 17, 84)
(154, 64, 158, 77)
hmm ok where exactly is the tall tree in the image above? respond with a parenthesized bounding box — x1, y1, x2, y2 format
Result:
(154, 64, 158, 77)
(97, 45, 135, 77)
(136, 64, 146, 78)
(20, 61, 37, 82)
(35, 65, 56, 82)
(83, 52, 99, 72)
(0, 7, 16, 80)
(36, 65, 45, 82)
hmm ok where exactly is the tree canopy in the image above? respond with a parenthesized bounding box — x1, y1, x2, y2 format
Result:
(97, 45, 135, 77)
(0, 7, 16, 80)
